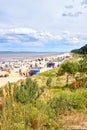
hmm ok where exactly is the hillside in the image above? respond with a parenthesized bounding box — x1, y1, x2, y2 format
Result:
(71, 44, 87, 54)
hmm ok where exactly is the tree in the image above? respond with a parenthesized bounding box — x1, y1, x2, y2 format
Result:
(57, 61, 78, 85)
(78, 56, 87, 75)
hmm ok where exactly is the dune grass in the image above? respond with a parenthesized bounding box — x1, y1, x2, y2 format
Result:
(0, 54, 87, 129)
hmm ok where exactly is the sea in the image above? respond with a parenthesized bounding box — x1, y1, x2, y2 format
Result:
(0, 52, 61, 62)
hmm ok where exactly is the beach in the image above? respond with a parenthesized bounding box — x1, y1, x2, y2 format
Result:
(0, 52, 72, 87)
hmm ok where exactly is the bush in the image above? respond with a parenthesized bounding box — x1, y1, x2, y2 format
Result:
(68, 81, 85, 90)
(68, 76, 87, 90)
(46, 77, 52, 88)
(36, 99, 59, 129)
(14, 78, 39, 104)
(49, 91, 84, 114)
(25, 104, 39, 129)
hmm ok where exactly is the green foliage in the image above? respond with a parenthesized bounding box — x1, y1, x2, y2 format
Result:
(57, 61, 78, 76)
(37, 85, 45, 98)
(13, 123, 25, 130)
(24, 104, 39, 129)
(36, 99, 59, 129)
(14, 78, 45, 104)
(0, 88, 2, 97)
(46, 77, 52, 88)
(71, 44, 87, 54)
(39, 71, 56, 77)
(14, 78, 39, 104)
(57, 61, 78, 84)
(68, 76, 86, 90)
(49, 91, 84, 114)
(36, 99, 54, 118)
(78, 58, 87, 74)
(2, 54, 87, 130)
(56, 67, 64, 76)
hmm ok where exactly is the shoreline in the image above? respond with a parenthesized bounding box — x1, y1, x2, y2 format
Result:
(0, 52, 72, 88)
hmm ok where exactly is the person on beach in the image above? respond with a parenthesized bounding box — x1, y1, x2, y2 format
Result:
(19, 69, 22, 76)
(30, 64, 32, 68)
(35, 62, 37, 68)
(26, 69, 29, 77)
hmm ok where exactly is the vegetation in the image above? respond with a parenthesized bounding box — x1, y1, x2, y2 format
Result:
(0, 54, 87, 129)
(14, 78, 39, 104)
(57, 61, 78, 85)
(46, 77, 52, 88)
(78, 56, 87, 75)
(71, 44, 87, 54)
(49, 91, 85, 115)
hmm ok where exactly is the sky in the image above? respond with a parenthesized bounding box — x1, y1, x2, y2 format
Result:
(0, 0, 87, 52)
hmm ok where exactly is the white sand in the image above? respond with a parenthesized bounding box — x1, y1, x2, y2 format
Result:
(0, 53, 71, 88)
(0, 69, 26, 88)
(0, 68, 51, 88)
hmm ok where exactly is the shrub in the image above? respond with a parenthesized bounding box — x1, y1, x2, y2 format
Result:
(46, 77, 52, 88)
(36, 99, 59, 129)
(14, 78, 39, 104)
(69, 81, 85, 90)
(68, 76, 87, 90)
(49, 91, 84, 114)
(25, 104, 39, 129)
(78, 58, 87, 74)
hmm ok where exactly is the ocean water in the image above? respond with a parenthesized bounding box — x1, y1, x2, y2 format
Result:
(0, 52, 60, 62)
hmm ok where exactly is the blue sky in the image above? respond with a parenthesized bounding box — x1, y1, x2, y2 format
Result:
(0, 0, 87, 52)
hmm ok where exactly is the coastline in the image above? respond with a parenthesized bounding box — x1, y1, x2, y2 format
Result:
(0, 52, 71, 88)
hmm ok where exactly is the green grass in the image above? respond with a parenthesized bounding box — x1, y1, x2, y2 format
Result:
(38, 68, 58, 77)
(39, 71, 56, 77)
(1, 54, 87, 130)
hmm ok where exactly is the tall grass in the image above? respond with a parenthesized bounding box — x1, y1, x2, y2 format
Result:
(49, 90, 85, 115)
(0, 54, 87, 129)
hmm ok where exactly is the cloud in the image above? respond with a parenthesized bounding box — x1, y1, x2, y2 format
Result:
(67, 37, 80, 43)
(0, 28, 87, 52)
(81, 0, 87, 5)
(66, 33, 87, 46)
(0, 28, 63, 44)
(0, 28, 39, 44)
(62, 11, 83, 17)
(0, 28, 37, 34)
(65, 5, 73, 9)
(84, 5, 87, 8)
(0, 0, 87, 52)
(0, 28, 86, 45)
(0, 34, 38, 45)
(0, 0, 86, 34)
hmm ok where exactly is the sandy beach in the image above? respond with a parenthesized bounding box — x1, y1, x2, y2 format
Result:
(0, 53, 72, 88)
(0, 69, 26, 87)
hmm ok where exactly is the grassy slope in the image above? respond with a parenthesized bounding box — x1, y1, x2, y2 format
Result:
(0, 54, 87, 129)
(31, 56, 87, 129)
